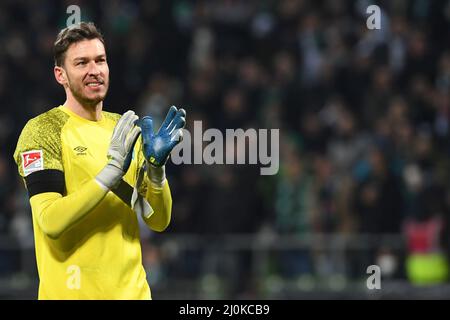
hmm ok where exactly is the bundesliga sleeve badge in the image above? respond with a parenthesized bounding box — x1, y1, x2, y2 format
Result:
(21, 150, 44, 176)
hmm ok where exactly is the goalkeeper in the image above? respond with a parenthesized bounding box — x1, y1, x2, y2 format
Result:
(13, 22, 185, 299)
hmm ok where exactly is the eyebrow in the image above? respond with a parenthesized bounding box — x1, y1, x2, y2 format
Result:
(73, 54, 106, 62)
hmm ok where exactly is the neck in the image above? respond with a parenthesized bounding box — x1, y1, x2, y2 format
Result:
(64, 92, 103, 121)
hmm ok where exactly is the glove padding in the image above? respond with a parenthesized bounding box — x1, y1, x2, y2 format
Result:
(138, 105, 186, 167)
(96, 110, 141, 190)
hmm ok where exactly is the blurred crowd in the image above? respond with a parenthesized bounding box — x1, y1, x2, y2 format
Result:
(0, 0, 450, 294)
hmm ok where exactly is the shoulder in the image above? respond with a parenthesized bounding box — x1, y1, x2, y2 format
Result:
(102, 110, 121, 123)
(16, 107, 69, 152)
(14, 107, 69, 175)
(21, 107, 70, 139)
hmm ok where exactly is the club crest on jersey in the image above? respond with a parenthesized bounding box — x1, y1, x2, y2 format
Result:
(21, 150, 43, 175)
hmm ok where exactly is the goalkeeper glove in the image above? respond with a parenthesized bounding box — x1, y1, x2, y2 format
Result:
(96, 110, 141, 190)
(138, 105, 186, 168)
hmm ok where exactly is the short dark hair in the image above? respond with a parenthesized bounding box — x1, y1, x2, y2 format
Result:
(53, 22, 105, 67)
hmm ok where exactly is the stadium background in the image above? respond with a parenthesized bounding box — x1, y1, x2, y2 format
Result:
(0, 0, 449, 299)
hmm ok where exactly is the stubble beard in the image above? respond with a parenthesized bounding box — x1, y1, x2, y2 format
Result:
(67, 74, 109, 109)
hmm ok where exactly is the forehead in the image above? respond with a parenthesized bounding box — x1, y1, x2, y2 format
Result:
(66, 39, 106, 60)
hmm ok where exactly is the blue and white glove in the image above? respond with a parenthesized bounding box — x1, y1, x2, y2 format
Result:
(137, 106, 186, 187)
(138, 105, 186, 167)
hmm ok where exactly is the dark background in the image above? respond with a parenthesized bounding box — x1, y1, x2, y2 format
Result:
(0, 0, 449, 299)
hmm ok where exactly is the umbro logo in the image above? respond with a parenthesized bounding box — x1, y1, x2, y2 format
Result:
(74, 146, 87, 155)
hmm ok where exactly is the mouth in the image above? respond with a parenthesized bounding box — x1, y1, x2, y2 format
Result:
(85, 80, 104, 89)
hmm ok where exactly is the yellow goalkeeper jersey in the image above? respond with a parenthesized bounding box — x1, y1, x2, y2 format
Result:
(13, 105, 164, 300)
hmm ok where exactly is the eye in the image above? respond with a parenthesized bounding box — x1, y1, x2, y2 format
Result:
(76, 61, 87, 66)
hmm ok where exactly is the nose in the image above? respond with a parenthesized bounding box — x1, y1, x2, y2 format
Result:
(87, 60, 100, 76)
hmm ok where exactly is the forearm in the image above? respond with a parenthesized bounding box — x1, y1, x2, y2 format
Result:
(30, 179, 108, 239)
(143, 177, 172, 232)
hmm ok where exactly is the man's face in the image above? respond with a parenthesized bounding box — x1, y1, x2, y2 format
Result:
(61, 39, 109, 106)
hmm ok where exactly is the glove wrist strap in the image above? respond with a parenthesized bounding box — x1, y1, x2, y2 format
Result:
(96, 163, 123, 190)
(147, 163, 166, 188)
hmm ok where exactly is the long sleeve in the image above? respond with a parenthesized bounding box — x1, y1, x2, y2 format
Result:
(29, 179, 108, 239)
(128, 139, 173, 232)
(142, 178, 172, 232)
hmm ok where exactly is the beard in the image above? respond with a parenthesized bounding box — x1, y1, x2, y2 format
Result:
(67, 74, 109, 108)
